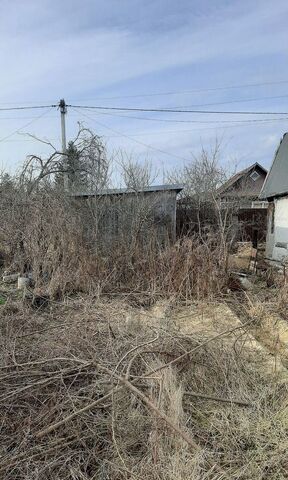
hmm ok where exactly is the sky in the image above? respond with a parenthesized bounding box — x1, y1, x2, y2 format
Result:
(0, 0, 288, 181)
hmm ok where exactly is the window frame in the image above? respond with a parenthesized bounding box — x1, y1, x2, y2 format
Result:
(250, 170, 260, 182)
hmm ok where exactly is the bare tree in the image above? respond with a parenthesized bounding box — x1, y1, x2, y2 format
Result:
(119, 153, 158, 190)
(167, 140, 226, 200)
(166, 141, 225, 236)
(73, 127, 110, 191)
(20, 125, 110, 194)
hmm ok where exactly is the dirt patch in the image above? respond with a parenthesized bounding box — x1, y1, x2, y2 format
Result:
(147, 300, 288, 378)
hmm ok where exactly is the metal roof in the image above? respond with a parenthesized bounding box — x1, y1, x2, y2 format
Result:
(72, 184, 184, 197)
(259, 133, 288, 199)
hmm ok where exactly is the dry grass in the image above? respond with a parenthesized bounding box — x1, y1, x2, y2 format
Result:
(235, 285, 288, 371)
(0, 297, 287, 479)
(0, 189, 287, 478)
(97, 236, 228, 301)
(0, 190, 228, 301)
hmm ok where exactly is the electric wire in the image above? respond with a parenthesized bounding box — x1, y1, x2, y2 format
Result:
(77, 79, 288, 100)
(97, 120, 288, 138)
(0, 104, 57, 112)
(0, 108, 54, 143)
(78, 109, 288, 125)
(69, 93, 288, 110)
(0, 99, 287, 116)
(69, 104, 288, 115)
(71, 107, 191, 162)
(172, 94, 288, 109)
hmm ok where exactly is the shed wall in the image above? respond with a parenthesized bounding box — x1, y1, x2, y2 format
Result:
(76, 190, 178, 250)
(266, 197, 288, 261)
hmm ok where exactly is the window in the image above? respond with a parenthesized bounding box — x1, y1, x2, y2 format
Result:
(250, 170, 260, 182)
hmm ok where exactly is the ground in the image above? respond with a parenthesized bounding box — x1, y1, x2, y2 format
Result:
(0, 249, 288, 479)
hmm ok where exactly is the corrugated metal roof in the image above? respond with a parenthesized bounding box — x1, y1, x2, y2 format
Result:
(72, 184, 184, 197)
(259, 133, 288, 199)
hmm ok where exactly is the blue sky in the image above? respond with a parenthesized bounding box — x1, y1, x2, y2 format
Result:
(0, 0, 288, 179)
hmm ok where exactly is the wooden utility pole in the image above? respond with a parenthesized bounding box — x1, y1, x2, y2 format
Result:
(59, 98, 68, 190)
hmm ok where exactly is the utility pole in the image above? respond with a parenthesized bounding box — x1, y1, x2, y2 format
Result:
(59, 98, 68, 191)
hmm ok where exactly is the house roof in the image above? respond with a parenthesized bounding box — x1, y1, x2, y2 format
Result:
(217, 162, 267, 196)
(72, 184, 184, 197)
(259, 132, 288, 200)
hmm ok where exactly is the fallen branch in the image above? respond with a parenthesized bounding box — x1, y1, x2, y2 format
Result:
(35, 387, 118, 439)
(102, 364, 201, 450)
(142, 319, 254, 378)
(35, 362, 228, 477)
(0, 356, 89, 370)
(34, 363, 198, 447)
(0, 364, 91, 402)
(112, 333, 160, 377)
(184, 391, 251, 407)
(34, 320, 253, 440)
(0, 437, 76, 473)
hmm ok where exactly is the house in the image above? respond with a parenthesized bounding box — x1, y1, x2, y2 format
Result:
(73, 184, 183, 249)
(218, 162, 267, 207)
(259, 133, 288, 262)
(217, 163, 268, 242)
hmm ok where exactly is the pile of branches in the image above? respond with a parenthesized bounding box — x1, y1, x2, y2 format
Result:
(0, 299, 287, 479)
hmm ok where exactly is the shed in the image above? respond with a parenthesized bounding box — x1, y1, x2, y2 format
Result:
(259, 132, 288, 261)
(73, 184, 183, 248)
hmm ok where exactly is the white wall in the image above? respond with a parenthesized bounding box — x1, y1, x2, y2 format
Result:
(266, 196, 288, 262)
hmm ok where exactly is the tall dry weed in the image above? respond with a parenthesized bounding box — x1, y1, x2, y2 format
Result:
(0, 189, 228, 300)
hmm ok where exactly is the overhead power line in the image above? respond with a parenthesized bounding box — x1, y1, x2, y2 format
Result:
(72, 107, 190, 163)
(0, 104, 57, 112)
(81, 79, 288, 100)
(175, 94, 288, 109)
(0, 108, 54, 143)
(77, 93, 288, 109)
(69, 104, 288, 116)
(0, 79, 287, 105)
(100, 119, 288, 138)
(81, 109, 288, 125)
(79, 116, 288, 138)
(71, 106, 288, 160)
(0, 99, 287, 116)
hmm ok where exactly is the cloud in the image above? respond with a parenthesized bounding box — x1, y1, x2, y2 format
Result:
(1, 0, 287, 100)
(0, 0, 287, 172)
